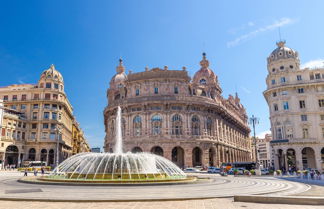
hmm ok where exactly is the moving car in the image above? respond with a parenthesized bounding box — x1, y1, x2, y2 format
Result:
(183, 167, 200, 173)
(207, 167, 221, 173)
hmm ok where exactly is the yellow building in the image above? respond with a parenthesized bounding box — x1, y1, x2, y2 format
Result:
(0, 65, 90, 169)
(72, 121, 90, 155)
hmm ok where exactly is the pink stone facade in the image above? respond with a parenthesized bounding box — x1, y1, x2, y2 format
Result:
(104, 54, 251, 168)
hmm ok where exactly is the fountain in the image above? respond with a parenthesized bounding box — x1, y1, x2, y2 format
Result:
(39, 107, 192, 184)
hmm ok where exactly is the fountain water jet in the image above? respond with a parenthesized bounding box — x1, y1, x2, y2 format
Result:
(43, 106, 190, 183)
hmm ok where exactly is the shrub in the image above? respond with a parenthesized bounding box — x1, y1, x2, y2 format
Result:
(250, 170, 256, 175)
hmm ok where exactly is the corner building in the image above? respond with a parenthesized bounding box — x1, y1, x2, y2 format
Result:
(0, 65, 90, 168)
(264, 41, 324, 171)
(104, 54, 251, 168)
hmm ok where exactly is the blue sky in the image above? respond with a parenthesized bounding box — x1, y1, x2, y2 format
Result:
(1, 0, 324, 148)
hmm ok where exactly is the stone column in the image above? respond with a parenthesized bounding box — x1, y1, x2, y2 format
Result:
(314, 147, 323, 172)
(295, 147, 303, 171)
(184, 147, 193, 168)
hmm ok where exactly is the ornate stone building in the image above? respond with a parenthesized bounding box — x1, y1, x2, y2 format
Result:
(104, 54, 251, 168)
(264, 41, 324, 171)
(0, 65, 90, 169)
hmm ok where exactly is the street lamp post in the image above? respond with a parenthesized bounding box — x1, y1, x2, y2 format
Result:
(249, 115, 259, 169)
(56, 125, 62, 168)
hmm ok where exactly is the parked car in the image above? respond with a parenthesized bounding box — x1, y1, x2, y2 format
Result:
(228, 168, 244, 175)
(183, 167, 200, 173)
(261, 168, 270, 175)
(207, 167, 221, 174)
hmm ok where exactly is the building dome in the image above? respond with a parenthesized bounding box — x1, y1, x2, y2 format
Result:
(110, 59, 127, 89)
(193, 53, 217, 85)
(267, 41, 299, 64)
(39, 64, 64, 83)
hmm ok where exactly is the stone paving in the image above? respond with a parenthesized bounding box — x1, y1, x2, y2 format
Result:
(0, 172, 310, 201)
(1, 198, 324, 209)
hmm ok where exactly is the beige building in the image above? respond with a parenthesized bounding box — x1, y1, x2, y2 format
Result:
(0, 65, 89, 168)
(256, 134, 272, 169)
(104, 54, 251, 168)
(264, 41, 324, 172)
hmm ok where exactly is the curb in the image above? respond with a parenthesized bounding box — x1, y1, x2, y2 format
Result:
(234, 195, 324, 205)
(0, 196, 231, 203)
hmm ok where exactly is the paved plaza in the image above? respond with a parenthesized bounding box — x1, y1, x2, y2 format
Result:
(0, 172, 310, 201)
(0, 171, 324, 208)
(2, 198, 324, 209)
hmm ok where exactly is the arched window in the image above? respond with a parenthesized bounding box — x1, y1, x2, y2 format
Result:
(122, 118, 126, 137)
(133, 116, 142, 136)
(206, 117, 213, 135)
(28, 148, 36, 161)
(110, 119, 115, 137)
(171, 114, 182, 136)
(201, 90, 206, 96)
(192, 115, 200, 135)
(151, 115, 162, 135)
(199, 79, 207, 85)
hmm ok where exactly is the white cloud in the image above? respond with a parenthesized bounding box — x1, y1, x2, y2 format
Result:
(301, 59, 324, 69)
(227, 17, 296, 48)
(241, 86, 251, 94)
(256, 130, 271, 139)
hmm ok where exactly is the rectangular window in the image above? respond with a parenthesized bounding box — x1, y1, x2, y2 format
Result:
(3, 95, 8, 101)
(21, 104, 26, 109)
(280, 77, 286, 83)
(174, 87, 179, 94)
(283, 101, 289, 110)
(299, 100, 306, 109)
(32, 123, 37, 129)
(44, 104, 50, 109)
(321, 115, 324, 121)
(32, 112, 38, 120)
(43, 123, 49, 129)
(154, 87, 158, 94)
(301, 115, 307, 121)
(51, 124, 56, 130)
(52, 104, 57, 110)
(274, 104, 278, 111)
(53, 94, 58, 100)
(54, 83, 59, 89)
(22, 132, 25, 140)
(310, 74, 314, 80)
(33, 94, 39, 100)
(315, 73, 321, 79)
(297, 75, 302, 81)
(46, 83, 51, 88)
(11, 105, 16, 110)
(297, 88, 304, 94)
(12, 95, 17, 101)
(135, 89, 140, 96)
(45, 93, 51, 100)
(52, 112, 57, 120)
(31, 132, 36, 139)
(42, 132, 48, 139)
(50, 132, 56, 140)
(33, 104, 39, 109)
(271, 79, 276, 85)
(272, 92, 277, 97)
(21, 94, 27, 101)
(302, 128, 309, 138)
(319, 99, 324, 107)
(44, 112, 50, 119)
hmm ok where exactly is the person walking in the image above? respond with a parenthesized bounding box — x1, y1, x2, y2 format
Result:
(24, 168, 28, 176)
(41, 167, 45, 176)
(33, 167, 37, 176)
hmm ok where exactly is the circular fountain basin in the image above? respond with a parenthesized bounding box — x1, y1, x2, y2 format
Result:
(40, 152, 195, 184)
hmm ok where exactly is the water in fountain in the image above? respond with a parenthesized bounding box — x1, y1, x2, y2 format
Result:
(49, 106, 187, 182)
